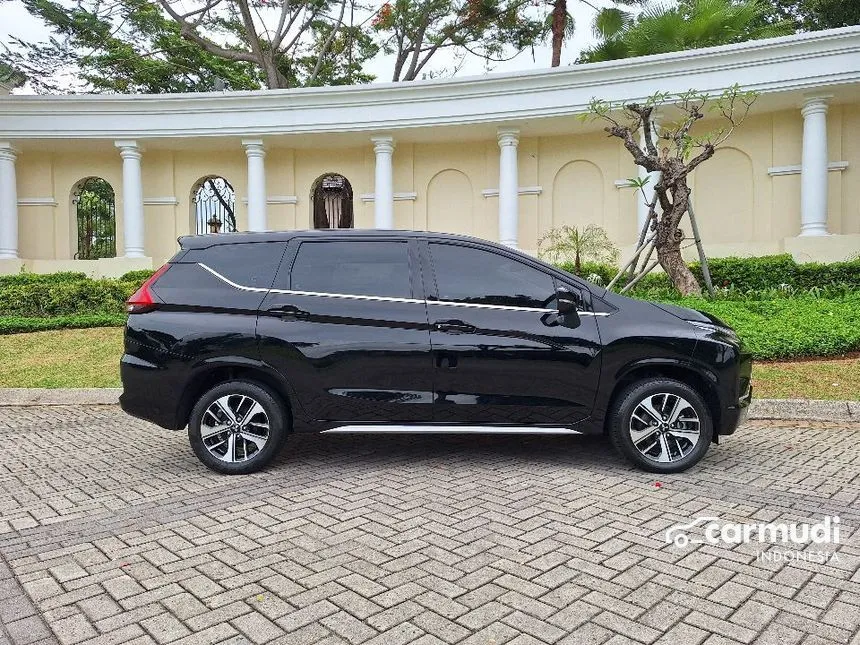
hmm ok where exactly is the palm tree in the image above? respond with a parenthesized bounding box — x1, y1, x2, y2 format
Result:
(579, 0, 793, 63)
(549, 0, 575, 66)
(538, 225, 620, 274)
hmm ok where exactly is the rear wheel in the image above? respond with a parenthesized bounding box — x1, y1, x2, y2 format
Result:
(188, 380, 287, 474)
(608, 378, 713, 473)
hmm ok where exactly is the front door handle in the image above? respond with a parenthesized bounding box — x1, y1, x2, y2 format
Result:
(433, 319, 476, 334)
(267, 304, 309, 319)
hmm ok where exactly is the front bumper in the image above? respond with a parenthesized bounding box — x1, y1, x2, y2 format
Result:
(718, 383, 752, 436)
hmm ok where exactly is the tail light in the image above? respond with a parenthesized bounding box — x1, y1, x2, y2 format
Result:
(126, 264, 171, 314)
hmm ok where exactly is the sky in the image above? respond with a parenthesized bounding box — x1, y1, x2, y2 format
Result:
(0, 0, 608, 93)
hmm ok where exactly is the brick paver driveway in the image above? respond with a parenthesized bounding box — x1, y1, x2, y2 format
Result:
(0, 406, 858, 645)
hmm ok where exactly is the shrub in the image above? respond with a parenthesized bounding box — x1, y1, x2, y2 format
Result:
(687, 254, 860, 292)
(0, 271, 88, 287)
(0, 280, 136, 317)
(0, 314, 126, 334)
(554, 254, 860, 294)
(688, 255, 797, 291)
(556, 261, 617, 286)
(669, 294, 860, 360)
(119, 269, 156, 283)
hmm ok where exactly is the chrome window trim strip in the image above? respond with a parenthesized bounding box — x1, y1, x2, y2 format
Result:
(199, 263, 425, 304)
(199, 262, 610, 315)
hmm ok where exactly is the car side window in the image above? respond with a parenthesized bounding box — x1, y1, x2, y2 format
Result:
(429, 243, 557, 309)
(289, 240, 413, 299)
(179, 242, 287, 288)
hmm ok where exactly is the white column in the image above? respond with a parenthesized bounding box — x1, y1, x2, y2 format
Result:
(799, 96, 830, 236)
(497, 128, 520, 248)
(115, 140, 145, 258)
(243, 139, 267, 232)
(0, 143, 18, 259)
(371, 136, 395, 229)
(637, 119, 661, 235)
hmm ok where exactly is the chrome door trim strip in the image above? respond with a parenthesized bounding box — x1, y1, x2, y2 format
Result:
(427, 300, 555, 314)
(199, 263, 610, 315)
(321, 424, 583, 435)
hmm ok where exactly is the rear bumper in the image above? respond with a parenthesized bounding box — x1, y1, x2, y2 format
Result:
(120, 353, 184, 429)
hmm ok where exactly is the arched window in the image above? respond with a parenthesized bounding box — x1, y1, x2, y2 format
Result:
(73, 177, 116, 259)
(193, 176, 236, 234)
(311, 173, 353, 229)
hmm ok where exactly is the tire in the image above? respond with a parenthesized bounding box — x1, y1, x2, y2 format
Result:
(188, 380, 288, 474)
(608, 378, 713, 474)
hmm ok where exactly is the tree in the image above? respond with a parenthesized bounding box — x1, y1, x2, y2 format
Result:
(371, 0, 544, 81)
(538, 225, 619, 274)
(547, 0, 574, 67)
(6, 0, 377, 93)
(763, 0, 860, 31)
(580, 0, 792, 63)
(0, 62, 26, 91)
(584, 85, 757, 296)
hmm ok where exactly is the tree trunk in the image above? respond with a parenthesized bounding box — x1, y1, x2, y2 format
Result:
(655, 181, 702, 296)
(262, 55, 287, 89)
(550, 0, 566, 67)
(657, 240, 701, 296)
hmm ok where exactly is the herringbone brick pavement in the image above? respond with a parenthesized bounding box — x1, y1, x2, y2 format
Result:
(0, 406, 858, 645)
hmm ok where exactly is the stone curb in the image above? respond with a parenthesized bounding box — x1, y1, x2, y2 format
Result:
(0, 389, 856, 421)
(0, 388, 121, 406)
(749, 398, 857, 421)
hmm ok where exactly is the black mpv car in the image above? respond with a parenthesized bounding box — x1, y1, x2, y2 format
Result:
(120, 230, 752, 475)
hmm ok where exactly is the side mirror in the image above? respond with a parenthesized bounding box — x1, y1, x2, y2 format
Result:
(556, 289, 581, 315)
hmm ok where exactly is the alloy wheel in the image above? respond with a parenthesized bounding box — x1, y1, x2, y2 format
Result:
(628, 392, 701, 463)
(200, 394, 270, 463)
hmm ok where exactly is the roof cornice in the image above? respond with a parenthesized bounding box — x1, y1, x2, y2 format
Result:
(2, 26, 859, 140)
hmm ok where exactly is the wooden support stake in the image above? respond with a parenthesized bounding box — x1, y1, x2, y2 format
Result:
(687, 199, 715, 297)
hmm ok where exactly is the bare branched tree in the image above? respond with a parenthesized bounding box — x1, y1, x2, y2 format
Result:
(584, 84, 757, 295)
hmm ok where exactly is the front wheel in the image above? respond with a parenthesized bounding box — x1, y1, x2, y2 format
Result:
(188, 380, 287, 474)
(608, 378, 713, 473)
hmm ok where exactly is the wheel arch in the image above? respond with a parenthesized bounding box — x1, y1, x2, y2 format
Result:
(604, 359, 722, 441)
(176, 358, 297, 430)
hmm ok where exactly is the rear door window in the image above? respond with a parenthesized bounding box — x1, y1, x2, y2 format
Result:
(288, 241, 413, 299)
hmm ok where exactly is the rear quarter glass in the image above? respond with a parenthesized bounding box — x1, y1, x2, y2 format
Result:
(177, 241, 288, 289)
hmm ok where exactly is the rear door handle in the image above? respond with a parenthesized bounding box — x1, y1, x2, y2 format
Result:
(433, 319, 476, 334)
(267, 304, 309, 319)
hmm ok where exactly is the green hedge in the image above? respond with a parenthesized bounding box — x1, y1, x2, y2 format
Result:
(0, 314, 127, 334)
(558, 254, 860, 292)
(0, 271, 89, 287)
(691, 255, 860, 291)
(119, 269, 156, 282)
(0, 280, 137, 317)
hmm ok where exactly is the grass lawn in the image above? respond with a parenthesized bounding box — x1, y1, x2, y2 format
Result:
(0, 328, 858, 400)
(0, 327, 123, 388)
(751, 353, 860, 401)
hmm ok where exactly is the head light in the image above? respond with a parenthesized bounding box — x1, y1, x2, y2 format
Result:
(689, 321, 739, 343)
